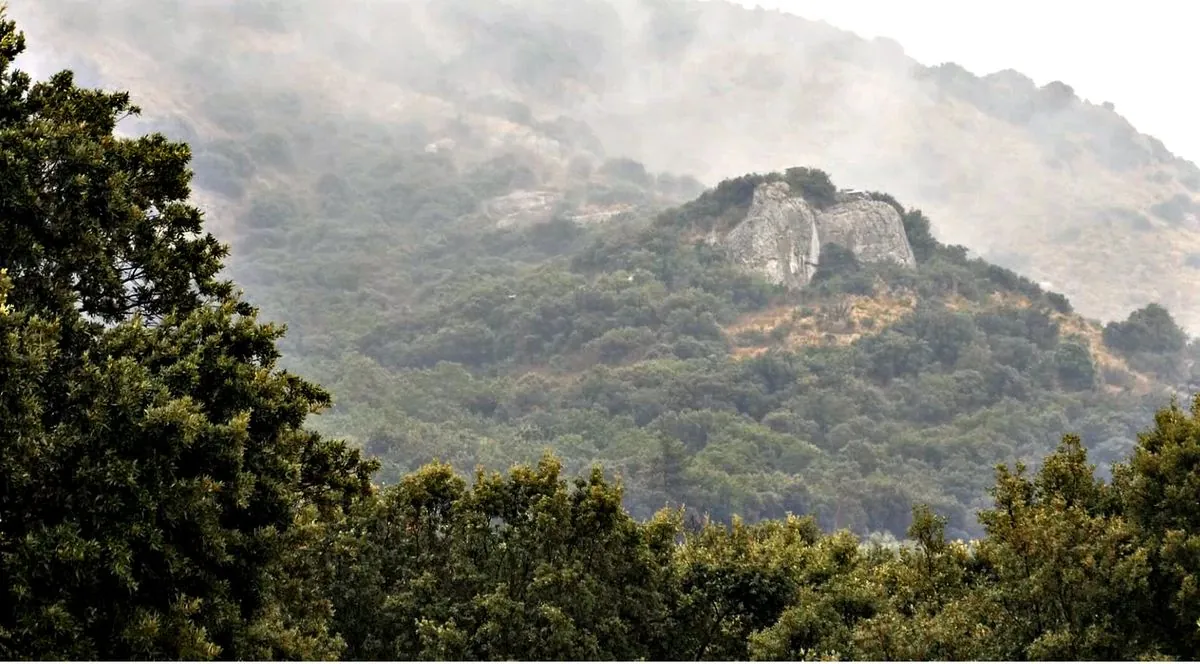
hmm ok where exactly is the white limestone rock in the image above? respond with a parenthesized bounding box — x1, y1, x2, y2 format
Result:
(715, 181, 915, 288)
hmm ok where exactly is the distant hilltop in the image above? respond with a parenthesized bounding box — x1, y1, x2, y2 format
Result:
(14, 0, 1200, 329)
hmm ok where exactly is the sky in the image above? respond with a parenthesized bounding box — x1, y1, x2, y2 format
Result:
(731, 0, 1200, 165)
(14, 1, 1197, 164)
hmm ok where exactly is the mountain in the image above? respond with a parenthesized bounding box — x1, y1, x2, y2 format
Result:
(14, 0, 1200, 331)
(344, 163, 1197, 539)
(7, 7, 1200, 660)
(10, 0, 1200, 539)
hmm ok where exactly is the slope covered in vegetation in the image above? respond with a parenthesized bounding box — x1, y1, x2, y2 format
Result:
(4, 13, 1200, 661)
(14, 0, 1200, 331)
(330, 165, 1196, 540)
(12, 0, 1198, 540)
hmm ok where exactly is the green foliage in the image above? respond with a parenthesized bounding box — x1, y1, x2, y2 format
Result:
(811, 243, 860, 282)
(659, 173, 773, 230)
(901, 208, 939, 262)
(811, 243, 874, 296)
(656, 167, 837, 234)
(0, 17, 376, 659)
(1054, 338, 1097, 390)
(782, 166, 838, 208)
(9, 7, 1200, 660)
(322, 400, 1200, 660)
(265, 157, 1169, 540)
(1103, 303, 1187, 356)
(0, 299, 374, 660)
(334, 256, 1166, 536)
(1111, 398, 1200, 656)
(325, 458, 679, 661)
(0, 42, 230, 323)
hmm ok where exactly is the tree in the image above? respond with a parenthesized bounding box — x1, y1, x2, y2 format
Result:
(654, 435, 691, 502)
(0, 293, 378, 660)
(811, 243, 860, 283)
(1112, 396, 1200, 656)
(0, 18, 229, 325)
(1054, 340, 1096, 391)
(783, 167, 837, 208)
(0, 14, 377, 660)
(970, 436, 1155, 660)
(1102, 303, 1187, 356)
(325, 457, 679, 661)
(901, 209, 938, 262)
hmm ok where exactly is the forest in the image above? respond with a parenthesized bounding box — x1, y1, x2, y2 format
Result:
(3, 10, 1200, 661)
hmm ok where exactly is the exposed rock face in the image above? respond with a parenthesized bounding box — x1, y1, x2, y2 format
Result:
(818, 197, 918, 267)
(484, 190, 560, 229)
(484, 191, 642, 229)
(722, 181, 820, 288)
(484, 190, 643, 229)
(715, 182, 915, 288)
(569, 204, 636, 225)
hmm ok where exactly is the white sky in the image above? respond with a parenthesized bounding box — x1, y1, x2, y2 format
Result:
(732, 0, 1200, 165)
(16, 1, 1198, 164)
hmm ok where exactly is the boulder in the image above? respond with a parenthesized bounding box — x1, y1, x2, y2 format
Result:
(714, 181, 915, 287)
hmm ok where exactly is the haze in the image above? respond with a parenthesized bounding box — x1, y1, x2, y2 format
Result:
(740, 0, 1200, 164)
(12, 0, 1200, 330)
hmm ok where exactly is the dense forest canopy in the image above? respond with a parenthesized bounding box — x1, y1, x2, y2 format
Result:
(3, 5, 1200, 662)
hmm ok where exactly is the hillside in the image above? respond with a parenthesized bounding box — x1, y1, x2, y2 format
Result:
(333, 165, 1198, 539)
(10, 0, 1200, 540)
(13, 0, 1200, 332)
(7, 9, 1200, 660)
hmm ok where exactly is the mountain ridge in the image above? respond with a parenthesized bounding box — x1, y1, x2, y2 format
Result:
(14, 0, 1200, 329)
(10, 7, 1200, 660)
(10, 0, 1200, 538)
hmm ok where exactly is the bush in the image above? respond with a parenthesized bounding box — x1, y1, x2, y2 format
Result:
(1054, 340, 1096, 391)
(1103, 303, 1186, 356)
(783, 166, 838, 208)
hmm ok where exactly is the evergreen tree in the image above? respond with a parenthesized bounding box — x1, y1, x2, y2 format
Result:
(0, 13, 376, 660)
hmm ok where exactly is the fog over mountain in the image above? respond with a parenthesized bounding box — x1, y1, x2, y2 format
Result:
(745, 0, 1200, 168)
(12, 5, 1200, 656)
(12, 0, 1200, 331)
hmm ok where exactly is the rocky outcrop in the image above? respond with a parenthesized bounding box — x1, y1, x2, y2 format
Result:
(483, 190, 560, 229)
(721, 181, 820, 288)
(818, 196, 917, 267)
(569, 204, 637, 224)
(713, 182, 915, 288)
(484, 190, 644, 229)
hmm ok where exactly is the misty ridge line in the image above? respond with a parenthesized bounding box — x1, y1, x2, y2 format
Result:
(10, 0, 1200, 331)
(7, 9, 1200, 658)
